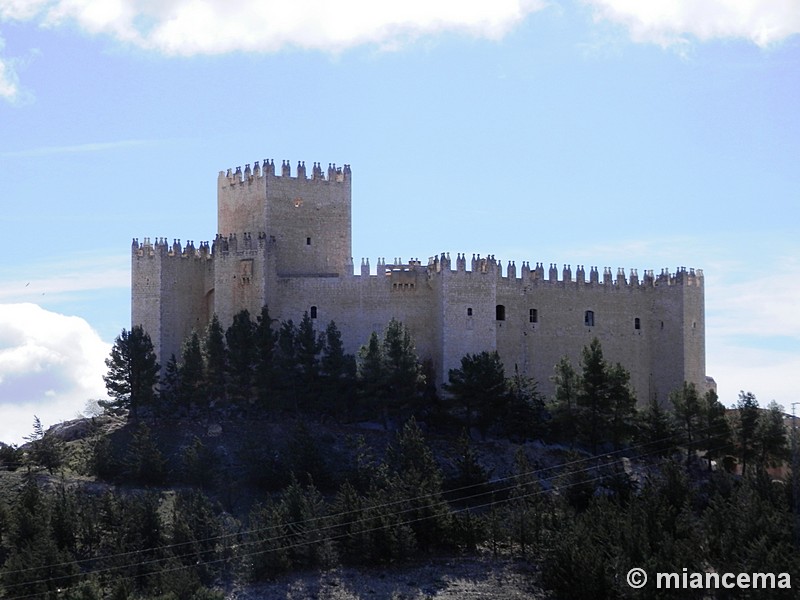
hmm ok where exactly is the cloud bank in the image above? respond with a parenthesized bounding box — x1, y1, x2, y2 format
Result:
(0, 303, 109, 445)
(585, 0, 800, 48)
(0, 0, 546, 55)
(0, 35, 19, 101)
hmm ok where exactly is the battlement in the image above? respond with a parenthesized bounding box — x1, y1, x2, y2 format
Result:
(132, 232, 280, 259)
(132, 237, 212, 259)
(218, 159, 351, 186)
(425, 253, 703, 289)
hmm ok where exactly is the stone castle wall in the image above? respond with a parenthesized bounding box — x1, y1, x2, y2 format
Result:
(132, 158, 712, 404)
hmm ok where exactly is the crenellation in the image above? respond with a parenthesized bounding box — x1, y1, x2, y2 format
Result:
(134, 155, 712, 407)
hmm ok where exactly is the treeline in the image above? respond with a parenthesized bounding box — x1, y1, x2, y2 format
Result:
(60, 308, 797, 475)
(102, 309, 438, 425)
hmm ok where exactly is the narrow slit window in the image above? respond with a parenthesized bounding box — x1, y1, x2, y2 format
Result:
(634, 317, 641, 330)
(310, 306, 317, 319)
(584, 310, 594, 327)
(306, 237, 311, 245)
(467, 307, 473, 316)
(496, 305, 506, 321)
(529, 308, 538, 323)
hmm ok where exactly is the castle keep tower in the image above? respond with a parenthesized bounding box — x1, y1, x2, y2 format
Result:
(132, 157, 713, 404)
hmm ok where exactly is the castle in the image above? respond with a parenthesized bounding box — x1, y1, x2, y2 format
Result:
(132, 158, 713, 403)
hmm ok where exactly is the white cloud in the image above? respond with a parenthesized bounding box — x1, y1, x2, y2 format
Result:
(0, 35, 20, 101)
(585, 0, 800, 48)
(0, 303, 110, 445)
(0, 0, 546, 55)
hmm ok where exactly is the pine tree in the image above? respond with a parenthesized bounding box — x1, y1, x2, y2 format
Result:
(639, 396, 679, 457)
(24, 415, 64, 475)
(358, 331, 387, 423)
(755, 400, 789, 468)
(606, 362, 637, 450)
(385, 418, 452, 552)
(550, 356, 579, 447)
(226, 310, 255, 402)
(736, 391, 760, 476)
(320, 320, 357, 417)
(671, 381, 703, 463)
(444, 351, 507, 438)
(158, 353, 181, 411)
(505, 366, 547, 440)
(698, 388, 731, 471)
(577, 338, 610, 453)
(296, 311, 323, 410)
(204, 314, 227, 405)
(254, 305, 278, 408)
(382, 319, 424, 422)
(179, 331, 205, 412)
(276, 319, 299, 410)
(102, 325, 159, 417)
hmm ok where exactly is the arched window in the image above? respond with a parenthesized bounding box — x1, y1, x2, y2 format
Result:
(584, 310, 594, 326)
(496, 305, 506, 321)
(467, 307, 473, 316)
(310, 306, 317, 319)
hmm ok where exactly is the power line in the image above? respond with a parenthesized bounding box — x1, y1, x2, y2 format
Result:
(0, 426, 740, 599)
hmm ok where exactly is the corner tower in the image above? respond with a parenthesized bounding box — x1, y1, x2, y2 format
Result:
(217, 160, 352, 277)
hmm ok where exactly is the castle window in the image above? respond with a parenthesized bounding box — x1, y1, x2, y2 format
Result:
(310, 306, 317, 319)
(584, 310, 594, 327)
(634, 317, 641, 330)
(496, 305, 506, 321)
(467, 307, 473, 316)
(529, 308, 538, 323)
(306, 237, 311, 245)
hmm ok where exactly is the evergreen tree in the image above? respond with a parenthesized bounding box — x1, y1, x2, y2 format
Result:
(755, 400, 789, 468)
(226, 309, 255, 402)
(550, 356, 579, 447)
(577, 338, 610, 453)
(296, 311, 323, 410)
(274, 319, 300, 409)
(2, 478, 78, 599)
(385, 418, 452, 552)
(698, 388, 731, 471)
(254, 305, 278, 408)
(671, 381, 703, 463)
(638, 396, 679, 457)
(179, 331, 205, 412)
(505, 366, 548, 440)
(358, 331, 388, 423)
(102, 325, 159, 417)
(204, 314, 227, 405)
(320, 320, 357, 417)
(24, 415, 64, 475)
(736, 391, 760, 476)
(444, 350, 507, 438)
(124, 423, 166, 486)
(382, 319, 424, 422)
(158, 353, 181, 410)
(606, 362, 637, 450)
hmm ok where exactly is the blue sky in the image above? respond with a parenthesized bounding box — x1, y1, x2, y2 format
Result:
(1, 0, 798, 443)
